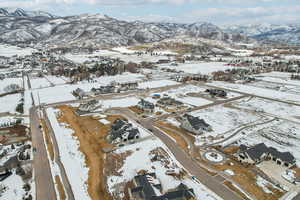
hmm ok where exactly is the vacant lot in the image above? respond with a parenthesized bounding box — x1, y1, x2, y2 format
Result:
(58, 105, 124, 200)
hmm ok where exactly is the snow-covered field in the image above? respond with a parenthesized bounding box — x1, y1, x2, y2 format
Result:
(0, 170, 27, 199)
(0, 78, 23, 94)
(159, 62, 237, 75)
(107, 138, 221, 200)
(29, 77, 52, 89)
(190, 104, 263, 145)
(46, 108, 90, 200)
(102, 96, 140, 109)
(254, 76, 300, 87)
(257, 72, 293, 79)
(0, 93, 22, 113)
(138, 79, 179, 89)
(233, 97, 300, 123)
(0, 44, 36, 57)
(65, 49, 170, 64)
(208, 81, 300, 104)
(150, 84, 213, 107)
(32, 73, 145, 104)
(45, 75, 67, 85)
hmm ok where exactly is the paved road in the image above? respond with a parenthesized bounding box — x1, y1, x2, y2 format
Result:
(30, 107, 57, 200)
(108, 108, 244, 200)
(43, 109, 75, 200)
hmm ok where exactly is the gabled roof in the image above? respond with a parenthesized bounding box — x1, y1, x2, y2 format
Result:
(184, 114, 210, 130)
(240, 143, 296, 164)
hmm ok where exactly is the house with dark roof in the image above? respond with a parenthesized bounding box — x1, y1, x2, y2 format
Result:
(205, 89, 227, 97)
(130, 173, 195, 200)
(156, 97, 183, 109)
(236, 143, 296, 168)
(137, 99, 155, 113)
(109, 119, 140, 144)
(77, 100, 100, 113)
(179, 114, 212, 135)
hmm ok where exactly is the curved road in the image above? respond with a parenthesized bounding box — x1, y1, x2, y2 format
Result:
(108, 108, 244, 200)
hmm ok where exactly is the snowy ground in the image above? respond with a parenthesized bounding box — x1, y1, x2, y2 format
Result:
(138, 79, 179, 89)
(46, 108, 90, 200)
(0, 93, 22, 113)
(0, 78, 23, 94)
(64, 49, 170, 64)
(149, 84, 213, 107)
(0, 44, 36, 57)
(29, 77, 52, 89)
(45, 75, 67, 85)
(208, 81, 300, 104)
(32, 73, 146, 105)
(102, 96, 140, 109)
(158, 61, 239, 75)
(0, 170, 27, 199)
(254, 76, 300, 87)
(232, 97, 300, 123)
(107, 138, 222, 200)
(190, 104, 263, 145)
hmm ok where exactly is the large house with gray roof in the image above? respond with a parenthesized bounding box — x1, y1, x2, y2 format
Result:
(179, 114, 212, 135)
(236, 143, 296, 168)
(129, 173, 195, 200)
(109, 119, 140, 144)
(137, 99, 155, 113)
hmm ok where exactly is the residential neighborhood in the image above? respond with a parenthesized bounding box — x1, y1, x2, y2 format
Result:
(1, 4, 300, 200)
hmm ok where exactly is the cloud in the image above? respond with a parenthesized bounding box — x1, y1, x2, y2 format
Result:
(0, 0, 299, 24)
(184, 5, 300, 24)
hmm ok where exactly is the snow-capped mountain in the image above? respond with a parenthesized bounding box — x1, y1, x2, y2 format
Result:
(0, 8, 55, 18)
(223, 23, 300, 45)
(0, 8, 250, 47)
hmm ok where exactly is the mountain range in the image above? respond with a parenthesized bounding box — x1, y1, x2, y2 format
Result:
(0, 8, 250, 48)
(223, 23, 300, 45)
(0, 8, 299, 47)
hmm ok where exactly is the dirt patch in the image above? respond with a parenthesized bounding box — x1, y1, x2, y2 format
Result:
(155, 122, 189, 154)
(57, 105, 124, 200)
(128, 106, 144, 115)
(223, 146, 240, 154)
(213, 160, 284, 200)
(224, 181, 251, 200)
(0, 125, 27, 137)
(290, 166, 300, 178)
(41, 120, 54, 161)
(55, 175, 66, 200)
(105, 151, 133, 177)
(104, 150, 133, 200)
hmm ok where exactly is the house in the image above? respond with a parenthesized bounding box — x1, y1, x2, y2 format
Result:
(109, 119, 140, 144)
(205, 89, 227, 97)
(137, 99, 155, 113)
(156, 97, 183, 108)
(236, 143, 296, 168)
(130, 173, 195, 200)
(179, 114, 212, 135)
(72, 88, 87, 99)
(77, 100, 99, 113)
(91, 85, 117, 94)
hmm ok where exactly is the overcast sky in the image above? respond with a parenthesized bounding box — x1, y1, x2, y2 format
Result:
(0, 0, 300, 24)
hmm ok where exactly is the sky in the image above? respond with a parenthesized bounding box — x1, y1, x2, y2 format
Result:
(0, 0, 300, 24)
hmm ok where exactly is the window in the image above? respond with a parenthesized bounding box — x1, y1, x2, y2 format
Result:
(284, 163, 289, 167)
(277, 160, 281, 165)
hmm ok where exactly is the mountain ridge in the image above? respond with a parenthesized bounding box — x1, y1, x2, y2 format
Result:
(0, 8, 250, 47)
